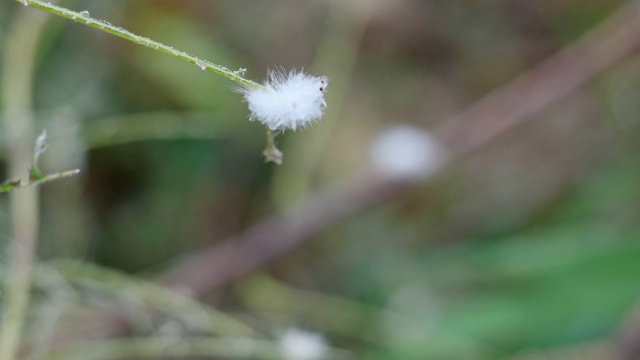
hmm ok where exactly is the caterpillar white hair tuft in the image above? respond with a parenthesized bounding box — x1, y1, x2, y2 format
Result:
(237, 69, 328, 131)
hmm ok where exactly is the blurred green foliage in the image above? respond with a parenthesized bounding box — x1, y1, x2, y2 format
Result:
(1, 0, 640, 359)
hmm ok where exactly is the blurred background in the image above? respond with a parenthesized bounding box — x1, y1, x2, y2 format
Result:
(1, 0, 640, 359)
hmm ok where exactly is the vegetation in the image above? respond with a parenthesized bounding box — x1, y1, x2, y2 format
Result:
(0, 0, 638, 359)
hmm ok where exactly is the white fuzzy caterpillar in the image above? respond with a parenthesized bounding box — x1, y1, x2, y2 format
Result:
(237, 69, 328, 131)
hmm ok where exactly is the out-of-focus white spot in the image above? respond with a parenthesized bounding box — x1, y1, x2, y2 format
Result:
(279, 329, 328, 360)
(371, 125, 446, 181)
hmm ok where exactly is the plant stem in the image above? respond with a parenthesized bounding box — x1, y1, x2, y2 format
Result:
(0, 5, 50, 359)
(31, 336, 351, 360)
(53, 260, 257, 337)
(15, 0, 261, 89)
(30, 337, 319, 360)
(0, 169, 81, 194)
(262, 129, 283, 165)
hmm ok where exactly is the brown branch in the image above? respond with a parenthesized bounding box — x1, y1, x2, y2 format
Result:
(435, 2, 640, 156)
(159, 177, 405, 296)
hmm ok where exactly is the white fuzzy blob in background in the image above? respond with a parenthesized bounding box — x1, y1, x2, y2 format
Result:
(279, 329, 328, 360)
(371, 125, 447, 181)
(237, 70, 328, 131)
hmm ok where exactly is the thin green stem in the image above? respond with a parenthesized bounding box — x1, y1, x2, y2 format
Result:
(0, 4, 49, 359)
(262, 129, 283, 165)
(28, 337, 284, 360)
(16, 0, 289, 164)
(16, 0, 262, 89)
(0, 169, 81, 194)
(53, 260, 257, 338)
(32, 336, 351, 360)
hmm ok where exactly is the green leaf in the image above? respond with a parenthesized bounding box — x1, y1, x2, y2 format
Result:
(28, 166, 44, 182)
(0, 180, 21, 193)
